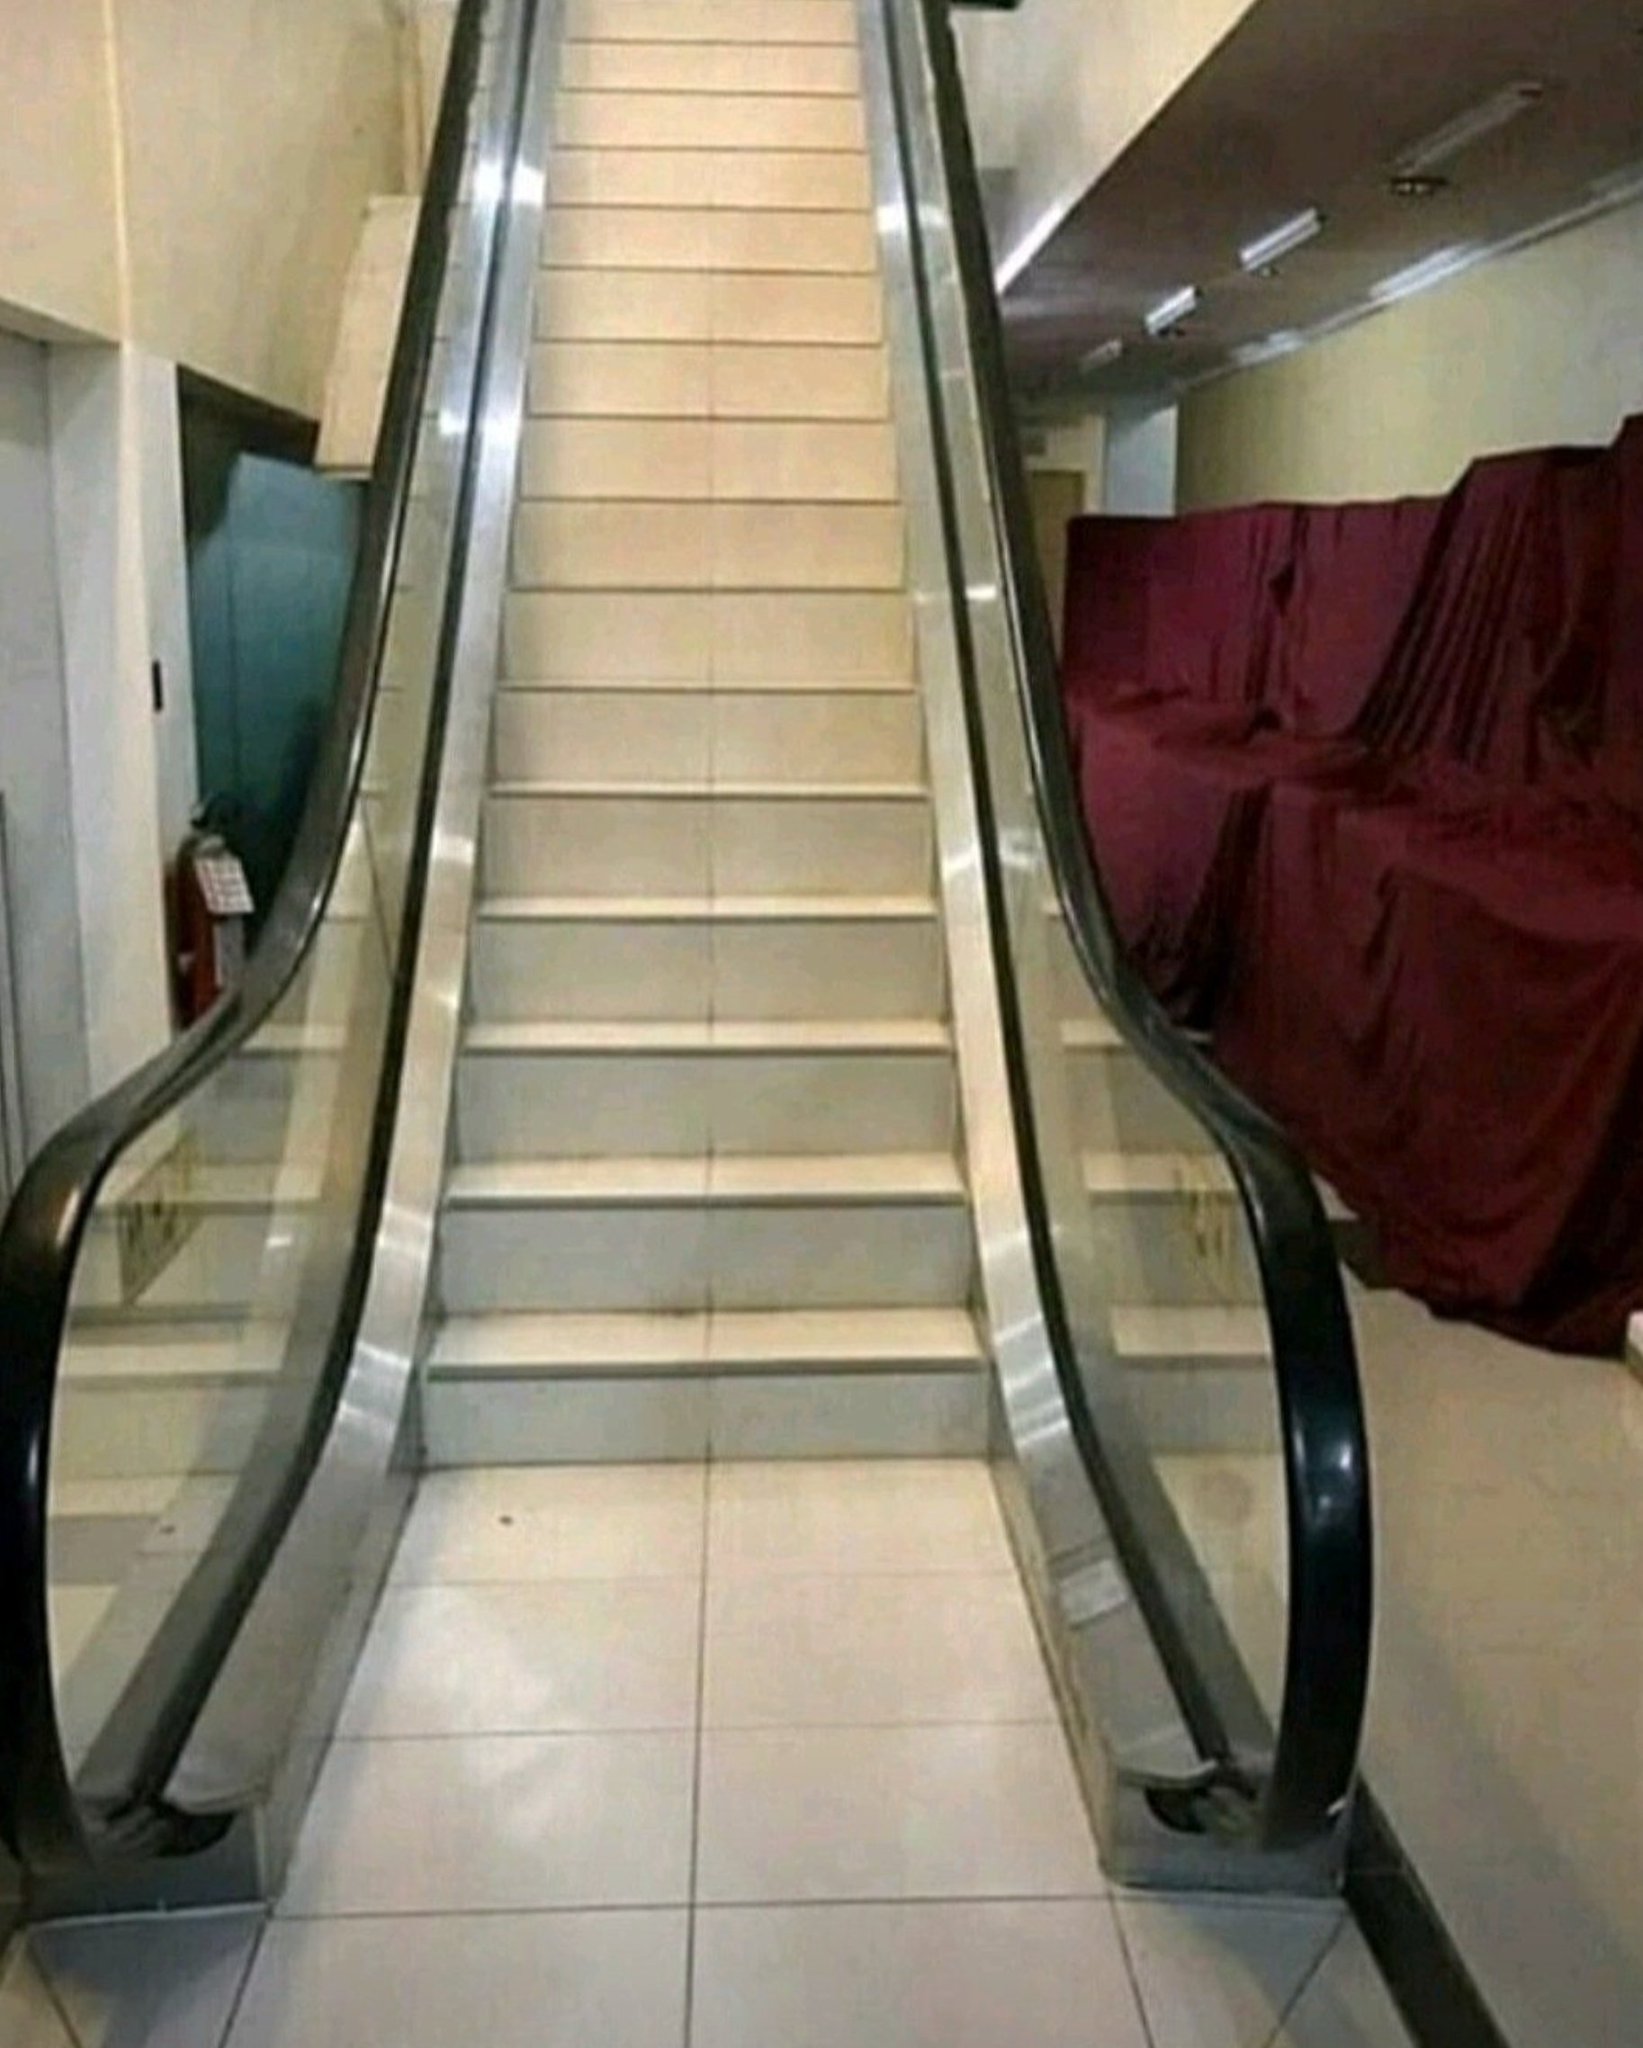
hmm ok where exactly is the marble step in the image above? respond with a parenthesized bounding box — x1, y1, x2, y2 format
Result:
(455, 1017, 957, 1158)
(438, 1151, 974, 1314)
(469, 891, 944, 1022)
(424, 1305, 987, 1461)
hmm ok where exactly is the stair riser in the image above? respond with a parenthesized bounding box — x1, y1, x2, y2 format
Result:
(481, 792, 933, 896)
(438, 1200, 973, 1312)
(555, 90, 867, 153)
(491, 688, 922, 784)
(1047, 915, 1108, 1022)
(535, 270, 883, 347)
(270, 924, 375, 1032)
(455, 1049, 957, 1156)
(542, 206, 876, 276)
(526, 340, 890, 424)
(559, 44, 862, 97)
(191, 1064, 340, 1166)
(1120, 1363, 1279, 1456)
(1085, 1190, 1262, 1308)
(469, 915, 944, 1022)
(564, 0, 859, 49)
(504, 590, 911, 683)
(518, 418, 898, 504)
(1070, 1047, 1217, 1154)
(78, 1214, 277, 1314)
(510, 501, 904, 593)
(548, 151, 873, 215)
(55, 1385, 268, 1480)
(424, 1368, 987, 1462)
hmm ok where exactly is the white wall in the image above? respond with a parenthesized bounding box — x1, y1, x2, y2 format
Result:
(1104, 406, 1180, 515)
(137, 359, 199, 856)
(957, 0, 1258, 281)
(1178, 199, 1643, 508)
(0, 334, 92, 1150)
(48, 344, 174, 1096)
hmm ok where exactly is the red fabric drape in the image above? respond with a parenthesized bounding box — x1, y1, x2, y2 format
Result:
(1061, 417, 1643, 1352)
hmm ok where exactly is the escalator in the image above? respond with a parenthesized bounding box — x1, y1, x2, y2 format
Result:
(0, 0, 1371, 1958)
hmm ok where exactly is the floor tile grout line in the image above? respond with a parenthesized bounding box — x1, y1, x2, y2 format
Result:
(1260, 1909, 1351, 2048)
(682, 1459, 713, 2047)
(32, 1940, 92, 2048)
(1105, 1891, 1164, 2048)
(206, 1911, 270, 2048)
(267, 1888, 1117, 1926)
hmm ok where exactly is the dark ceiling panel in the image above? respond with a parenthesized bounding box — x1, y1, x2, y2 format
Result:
(1001, 0, 1643, 405)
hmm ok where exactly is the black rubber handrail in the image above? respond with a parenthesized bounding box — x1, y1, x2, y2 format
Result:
(907, 0, 1373, 1847)
(0, 0, 494, 1873)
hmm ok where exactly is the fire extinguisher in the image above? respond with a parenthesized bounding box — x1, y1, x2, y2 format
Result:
(169, 808, 255, 1027)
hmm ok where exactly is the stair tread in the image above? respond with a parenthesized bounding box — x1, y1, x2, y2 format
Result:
(488, 776, 927, 800)
(1081, 1150, 1235, 1196)
(463, 1018, 950, 1053)
(446, 1150, 965, 1204)
(479, 891, 936, 921)
(244, 1021, 347, 1058)
(99, 1159, 323, 1211)
(500, 674, 915, 695)
(432, 1305, 983, 1375)
(62, 1333, 273, 1384)
(1110, 1304, 1273, 1361)
(1062, 1016, 1124, 1052)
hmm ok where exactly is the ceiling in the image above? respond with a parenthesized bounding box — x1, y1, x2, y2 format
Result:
(1000, 0, 1643, 411)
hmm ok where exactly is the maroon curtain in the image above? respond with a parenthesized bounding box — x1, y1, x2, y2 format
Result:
(1061, 415, 1643, 1352)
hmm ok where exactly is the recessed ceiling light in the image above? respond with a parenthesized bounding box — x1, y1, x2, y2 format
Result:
(1393, 80, 1545, 179)
(1144, 285, 1200, 337)
(1389, 173, 1450, 200)
(1238, 208, 1325, 275)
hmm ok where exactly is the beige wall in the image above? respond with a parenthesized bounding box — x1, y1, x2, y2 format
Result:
(1178, 200, 1643, 509)
(0, 1, 123, 340)
(0, 0, 404, 416)
(114, 0, 405, 416)
(959, 0, 1257, 271)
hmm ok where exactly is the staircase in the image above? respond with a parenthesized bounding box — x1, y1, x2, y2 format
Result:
(423, 0, 987, 1463)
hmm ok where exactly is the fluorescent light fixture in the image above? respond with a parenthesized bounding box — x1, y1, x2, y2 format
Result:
(1590, 159, 1643, 209)
(1229, 329, 1307, 371)
(1239, 207, 1324, 274)
(995, 200, 1072, 293)
(1368, 244, 1477, 306)
(1394, 81, 1544, 178)
(1079, 338, 1125, 373)
(1144, 285, 1200, 337)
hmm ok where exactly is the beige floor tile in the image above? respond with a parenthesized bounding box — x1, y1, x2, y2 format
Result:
(703, 1571, 1058, 1726)
(707, 1458, 1010, 1574)
(390, 1463, 706, 1582)
(228, 1913, 687, 2048)
(697, 1722, 1103, 1902)
(339, 1579, 700, 1735)
(279, 1731, 695, 1914)
(691, 1902, 1148, 2048)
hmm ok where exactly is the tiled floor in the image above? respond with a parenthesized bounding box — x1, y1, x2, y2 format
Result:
(1347, 1286, 1643, 2046)
(13, 1460, 1408, 2048)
